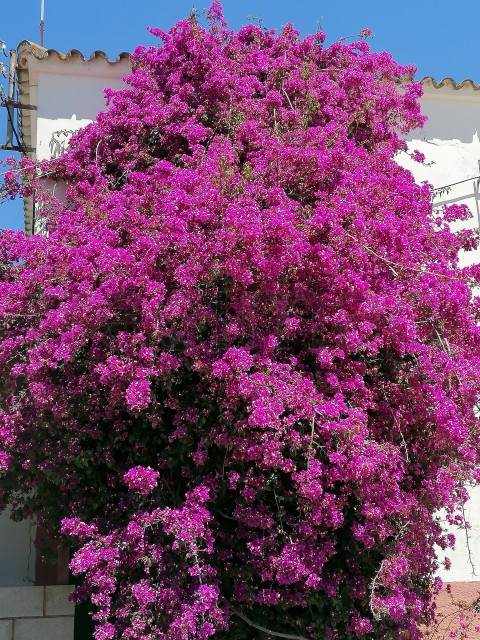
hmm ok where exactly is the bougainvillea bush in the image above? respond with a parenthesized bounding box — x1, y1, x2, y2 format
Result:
(2, 3, 480, 638)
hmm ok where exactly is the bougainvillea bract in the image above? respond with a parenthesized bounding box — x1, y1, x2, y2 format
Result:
(2, 4, 480, 639)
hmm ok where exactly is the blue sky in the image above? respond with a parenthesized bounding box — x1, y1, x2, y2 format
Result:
(1, 0, 480, 231)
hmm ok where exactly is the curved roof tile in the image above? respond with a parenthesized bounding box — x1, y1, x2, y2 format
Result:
(420, 76, 480, 91)
(17, 40, 130, 65)
(14, 41, 480, 235)
(16, 44, 480, 89)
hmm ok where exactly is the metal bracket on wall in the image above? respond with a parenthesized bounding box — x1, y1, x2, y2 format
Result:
(1, 49, 36, 154)
(0, 99, 36, 152)
(0, 143, 36, 152)
(1, 98, 37, 111)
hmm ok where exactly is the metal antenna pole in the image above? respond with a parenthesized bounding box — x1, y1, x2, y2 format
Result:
(40, 0, 45, 47)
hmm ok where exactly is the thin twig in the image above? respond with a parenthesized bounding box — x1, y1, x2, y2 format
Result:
(282, 85, 295, 111)
(461, 502, 477, 576)
(95, 138, 104, 163)
(398, 429, 410, 463)
(369, 559, 386, 621)
(308, 416, 315, 460)
(434, 327, 452, 356)
(344, 231, 463, 282)
(230, 604, 308, 640)
(214, 509, 236, 522)
(271, 475, 290, 541)
(381, 389, 409, 463)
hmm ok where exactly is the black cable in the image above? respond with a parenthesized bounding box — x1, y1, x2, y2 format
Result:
(432, 175, 480, 193)
(4, 98, 27, 154)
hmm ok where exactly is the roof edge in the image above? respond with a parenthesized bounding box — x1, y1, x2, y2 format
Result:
(420, 76, 480, 91)
(17, 40, 131, 65)
(16, 43, 480, 90)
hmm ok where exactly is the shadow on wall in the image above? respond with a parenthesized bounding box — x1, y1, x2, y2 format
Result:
(0, 511, 35, 587)
(49, 129, 76, 159)
(406, 95, 480, 144)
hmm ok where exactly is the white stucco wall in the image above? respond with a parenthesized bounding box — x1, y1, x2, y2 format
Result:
(12, 60, 480, 587)
(0, 512, 35, 587)
(0, 49, 131, 588)
(400, 86, 480, 264)
(35, 66, 129, 162)
(401, 83, 480, 582)
(16, 44, 132, 234)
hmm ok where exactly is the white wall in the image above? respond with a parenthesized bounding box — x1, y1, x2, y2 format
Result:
(400, 89, 480, 264)
(0, 512, 35, 587)
(402, 86, 480, 582)
(35, 63, 129, 162)
(0, 52, 131, 588)
(17, 63, 480, 586)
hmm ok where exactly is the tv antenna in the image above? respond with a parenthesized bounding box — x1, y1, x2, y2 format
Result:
(40, 0, 45, 47)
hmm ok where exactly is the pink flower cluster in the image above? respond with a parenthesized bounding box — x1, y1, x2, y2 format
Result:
(123, 466, 159, 495)
(1, 2, 480, 638)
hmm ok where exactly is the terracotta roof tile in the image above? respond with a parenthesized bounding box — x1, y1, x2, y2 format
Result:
(420, 77, 480, 91)
(17, 45, 480, 90)
(17, 40, 130, 65)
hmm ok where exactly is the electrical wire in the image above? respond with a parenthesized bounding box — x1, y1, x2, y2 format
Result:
(0, 159, 63, 180)
(1, 125, 480, 199)
(431, 175, 480, 193)
(1, 159, 480, 191)
(4, 99, 27, 154)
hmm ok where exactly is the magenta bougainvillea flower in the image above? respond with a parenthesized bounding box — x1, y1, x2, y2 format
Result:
(1, 3, 480, 638)
(123, 466, 159, 495)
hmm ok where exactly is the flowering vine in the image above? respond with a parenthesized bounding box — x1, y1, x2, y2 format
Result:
(1, 3, 480, 638)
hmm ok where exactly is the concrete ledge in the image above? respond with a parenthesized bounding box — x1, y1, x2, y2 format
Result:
(0, 588, 42, 620)
(14, 616, 74, 640)
(0, 619, 12, 640)
(0, 586, 75, 640)
(45, 586, 75, 617)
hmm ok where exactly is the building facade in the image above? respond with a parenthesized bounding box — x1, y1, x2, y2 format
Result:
(0, 41, 131, 640)
(3, 42, 480, 639)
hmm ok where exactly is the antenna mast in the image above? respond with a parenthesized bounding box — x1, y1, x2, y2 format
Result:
(40, 0, 45, 47)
